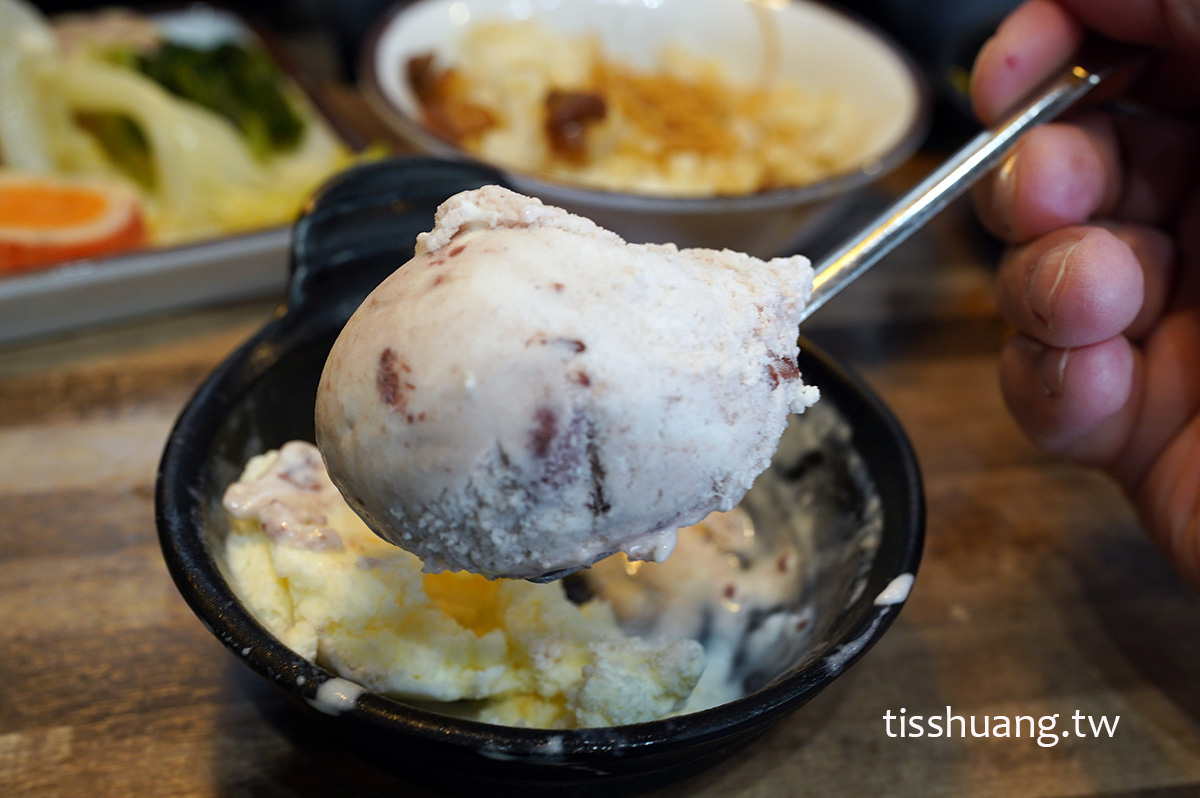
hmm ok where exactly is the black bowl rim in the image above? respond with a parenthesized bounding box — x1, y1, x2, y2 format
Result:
(357, 0, 933, 215)
(155, 307, 924, 760)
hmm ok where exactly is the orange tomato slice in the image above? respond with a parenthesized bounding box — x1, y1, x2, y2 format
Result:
(0, 173, 147, 273)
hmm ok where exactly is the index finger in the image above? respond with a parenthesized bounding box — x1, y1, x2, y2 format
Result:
(972, 0, 1200, 123)
(971, 0, 1083, 125)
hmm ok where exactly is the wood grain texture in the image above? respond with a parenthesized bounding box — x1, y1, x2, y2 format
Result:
(3, 108, 1200, 797)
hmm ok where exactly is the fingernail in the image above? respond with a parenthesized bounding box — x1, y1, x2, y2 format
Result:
(1027, 237, 1080, 332)
(992, 153, 1018, 238)
(1037, 347, 1071, 397)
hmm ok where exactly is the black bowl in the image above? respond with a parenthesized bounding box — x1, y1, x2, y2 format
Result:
(155, 157, 924, 796)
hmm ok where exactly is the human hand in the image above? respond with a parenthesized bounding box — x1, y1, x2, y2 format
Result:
(970, 0, 1200, 585)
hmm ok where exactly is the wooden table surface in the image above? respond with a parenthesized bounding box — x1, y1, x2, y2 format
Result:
(4, 92, 1200, 798)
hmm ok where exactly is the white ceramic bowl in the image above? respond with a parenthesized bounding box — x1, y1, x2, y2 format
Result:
(362, 0, 928, 257)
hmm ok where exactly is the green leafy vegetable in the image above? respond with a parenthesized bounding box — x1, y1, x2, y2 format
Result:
(74, 112, 154, 188)
(133, 41, 307, 159)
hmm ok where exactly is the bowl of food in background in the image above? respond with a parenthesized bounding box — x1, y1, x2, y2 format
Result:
(156, 158, 924, 794)
(360, 0, 929, 256)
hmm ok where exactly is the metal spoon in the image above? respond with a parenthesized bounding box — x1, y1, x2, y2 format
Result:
(802, 36, 1142, 320)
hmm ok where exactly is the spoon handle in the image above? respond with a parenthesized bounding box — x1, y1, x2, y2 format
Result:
(802, 37, 1145, 321)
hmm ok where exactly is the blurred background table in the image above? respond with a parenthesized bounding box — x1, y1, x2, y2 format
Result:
(5, 33, 1200, 798)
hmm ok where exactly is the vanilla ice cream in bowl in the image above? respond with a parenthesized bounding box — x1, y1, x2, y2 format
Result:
(156, 158, 923, 793)
(361, 0, 928, 257)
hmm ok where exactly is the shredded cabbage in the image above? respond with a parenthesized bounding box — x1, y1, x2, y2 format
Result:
(0, 0, 61, 171)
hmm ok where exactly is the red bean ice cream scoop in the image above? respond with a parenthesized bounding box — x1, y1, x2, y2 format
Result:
(315, 185, 818, 579)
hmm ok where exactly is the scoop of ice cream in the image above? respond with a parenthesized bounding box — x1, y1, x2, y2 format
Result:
(315, 185, 818, 579)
